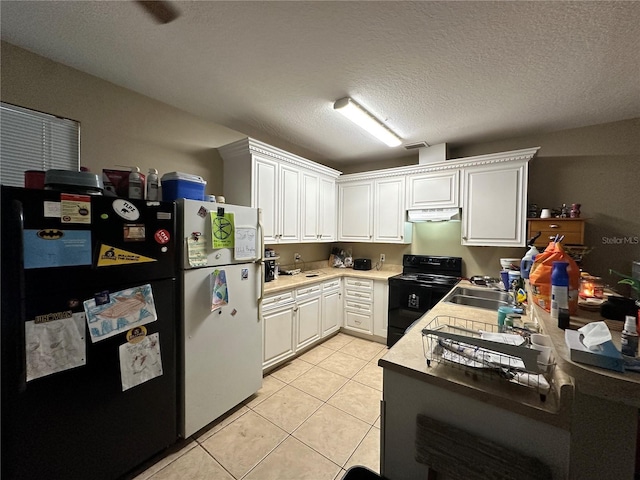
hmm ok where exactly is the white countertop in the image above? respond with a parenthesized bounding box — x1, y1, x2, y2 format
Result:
(263, 265, 402, 294)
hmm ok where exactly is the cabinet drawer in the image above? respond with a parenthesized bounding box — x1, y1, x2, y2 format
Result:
(345, 309, 372, 332)
(528, 219, 585, 245)
(344, 277, 373, 290)
(296, 283, 321, 299)
(345, 288, 373, 302)
(344, 299, 372, 313)
(263, 291, 294, 310)
(322, 278, 341, 291)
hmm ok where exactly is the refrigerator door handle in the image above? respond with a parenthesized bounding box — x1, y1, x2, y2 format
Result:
(257, 208, 265, 321)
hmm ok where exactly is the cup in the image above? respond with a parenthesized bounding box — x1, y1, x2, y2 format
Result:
(530, 333, 552, 366)
(497, 306, 516, 332)
(216, 196, 225, 204)
(540, 208, 551, 219)
(500, 270, 510, 291)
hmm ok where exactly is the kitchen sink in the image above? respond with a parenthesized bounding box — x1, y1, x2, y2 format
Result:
(443, 287, 513, 311)
(448, 287, 512, 303)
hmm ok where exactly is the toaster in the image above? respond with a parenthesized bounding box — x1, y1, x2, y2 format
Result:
(353, 258, 372, 271)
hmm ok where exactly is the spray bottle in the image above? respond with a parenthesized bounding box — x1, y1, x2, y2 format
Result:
(146, 168, 159, 200)
(520, 232, 541, 280)
(128, 166, 144, 199)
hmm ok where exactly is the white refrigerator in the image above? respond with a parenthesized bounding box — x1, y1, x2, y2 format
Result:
(178, 198, 263, 438)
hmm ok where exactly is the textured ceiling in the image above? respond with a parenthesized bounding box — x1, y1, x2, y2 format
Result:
(1, 1, 639, 167)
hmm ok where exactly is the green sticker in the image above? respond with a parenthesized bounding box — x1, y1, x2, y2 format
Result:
(100, 213, 109, 220)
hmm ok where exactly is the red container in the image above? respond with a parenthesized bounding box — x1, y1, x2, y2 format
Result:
(24, 170, 46, 189)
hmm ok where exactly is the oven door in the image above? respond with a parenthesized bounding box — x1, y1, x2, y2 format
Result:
(387, 277, 448, 348)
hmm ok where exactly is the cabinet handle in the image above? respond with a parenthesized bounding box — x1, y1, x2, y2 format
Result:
(550, 224, 559, 228)
(355, 318, 362, 324)
(462, 236, 468, 240)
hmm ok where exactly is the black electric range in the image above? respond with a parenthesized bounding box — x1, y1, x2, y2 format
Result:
(387, 254, 462, 347)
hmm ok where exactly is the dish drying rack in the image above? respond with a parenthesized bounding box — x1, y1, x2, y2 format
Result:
(422, 316, 555, 399)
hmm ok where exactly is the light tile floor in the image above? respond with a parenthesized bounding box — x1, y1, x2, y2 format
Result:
(132, 333, 386, 480)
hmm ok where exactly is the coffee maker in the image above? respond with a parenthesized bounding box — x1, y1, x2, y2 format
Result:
(264, 259, 276, 282)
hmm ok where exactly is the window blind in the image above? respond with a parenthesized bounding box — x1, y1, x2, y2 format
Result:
(0, 102, 80, 187)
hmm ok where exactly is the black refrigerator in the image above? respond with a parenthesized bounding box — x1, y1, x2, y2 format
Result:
(1, 186, 179, 479)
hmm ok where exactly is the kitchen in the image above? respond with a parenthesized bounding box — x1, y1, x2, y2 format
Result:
(2, 2, 640, 479)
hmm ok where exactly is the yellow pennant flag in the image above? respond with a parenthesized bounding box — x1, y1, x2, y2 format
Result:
(96, 244, 157, 267)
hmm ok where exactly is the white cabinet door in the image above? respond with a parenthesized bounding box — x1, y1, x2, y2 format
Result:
(461, 161, 528, 247)
(338, 181, 373, 241)
(300, 171, 319, 242)
(253, 155, 278, 243)
(278, 164, 300, 243)
(406, 170, 459, 209)
(322, 288, 342, 336)
(297, 295, 321, 350)
(319, 176, 337, 242)
(373, 280, 388, 339)
(263, 304, 296, 369)
(373, 177, 409, 243)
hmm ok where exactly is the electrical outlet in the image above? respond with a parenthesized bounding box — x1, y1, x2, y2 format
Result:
(294, 252, 301, 262)
(380, 253, 385, 263)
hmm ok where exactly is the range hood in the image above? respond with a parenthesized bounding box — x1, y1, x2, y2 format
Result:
(407, 208, 460, 222)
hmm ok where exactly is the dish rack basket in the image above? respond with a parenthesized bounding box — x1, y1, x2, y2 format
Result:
(422, 315, 555, 397)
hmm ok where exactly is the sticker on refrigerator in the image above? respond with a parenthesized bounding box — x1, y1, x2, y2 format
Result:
(154, 229, 170, 245)
(234, 227, 257, 260)
(96, 244, 157, 266)
(211, 212, 234, 249)
(23, 229, 92, 269)
(60, 194, 91, 224)
(43, 201, 61, 218)
(25, 311, 87, 382)
(126, 325, 148, 344)
(187, 233, 207, 267)
(83, 284, 157, 343)
(119, 332, 163, 391)
(123, 224, 146, 242)
(210, 269, 228, 312)
(112, 199, 140, 221)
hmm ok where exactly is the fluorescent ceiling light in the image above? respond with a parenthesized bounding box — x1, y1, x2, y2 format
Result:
(333, 97, 402, 147)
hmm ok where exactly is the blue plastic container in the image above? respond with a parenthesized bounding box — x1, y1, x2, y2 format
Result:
(161, 172, 206, 201)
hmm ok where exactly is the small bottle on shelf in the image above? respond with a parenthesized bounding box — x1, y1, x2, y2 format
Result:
(621, 315, 639, 357)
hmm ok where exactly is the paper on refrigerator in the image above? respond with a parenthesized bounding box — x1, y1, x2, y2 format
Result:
(119, 332, 163, 391)
(83, 284, 157, 342)
(234, 226, 257, 260)
(25, 312, 87, 381)
(210, 269, 229, 311)
(211, 212, 234, 249)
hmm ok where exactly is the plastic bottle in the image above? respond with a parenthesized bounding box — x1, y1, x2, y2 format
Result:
(520, 245, 539, 280)
(621, 315, 639, 357)
(146, 168, 159, 201)
(551, 261, 569, 321)
(128, 166, 143, 199)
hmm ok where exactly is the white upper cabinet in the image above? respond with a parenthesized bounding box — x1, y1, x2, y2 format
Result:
(338, 173, 410, 244)
(301, 172, 337, 242)
(373, 177, 410, 243)
(338, 180, 373, 241)
(460, 148, 539, 246)
(219, 138, 341, 245)
(406, 170, 459, 209)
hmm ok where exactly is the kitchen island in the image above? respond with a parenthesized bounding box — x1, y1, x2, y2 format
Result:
(379, 281, 640, 479)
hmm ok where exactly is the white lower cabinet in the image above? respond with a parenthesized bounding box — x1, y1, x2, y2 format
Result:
(295, 284, 322, 350)
(322, 278, 342, 336)
(263, 275, 388, 370)
(343, 277, 374, 335)
(262, 301, 296, 370)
